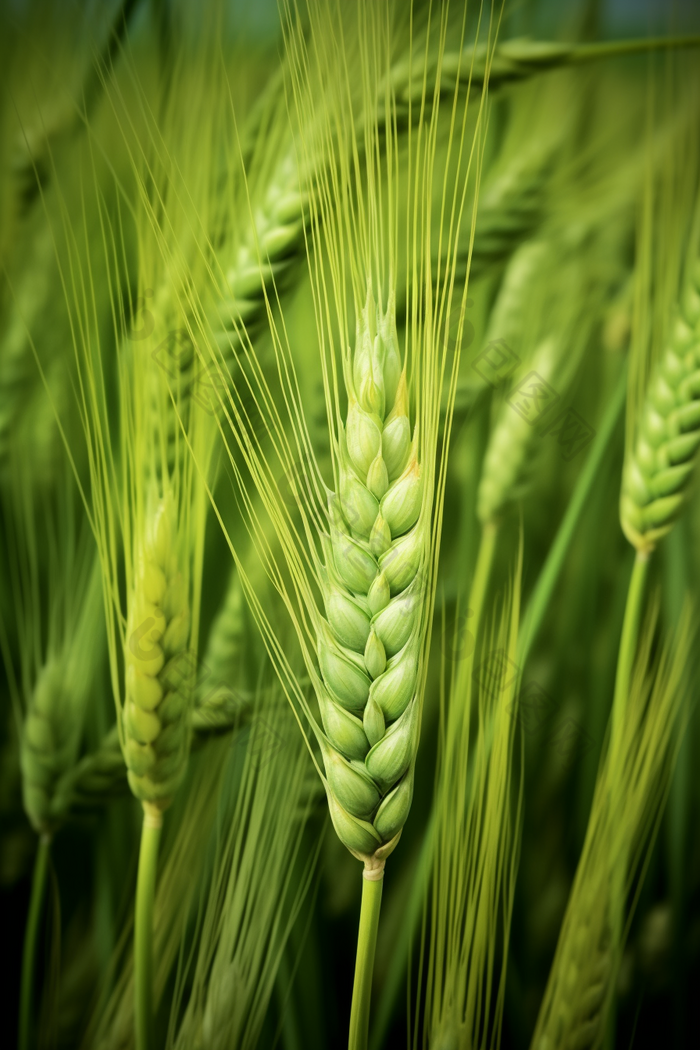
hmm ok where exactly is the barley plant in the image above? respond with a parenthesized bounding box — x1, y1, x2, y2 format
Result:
(3, 2, 700, 1050)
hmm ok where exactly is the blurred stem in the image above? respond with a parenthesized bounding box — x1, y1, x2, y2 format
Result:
(663, 519, 690, 1047)
(518, 362, 627, 665)
(349, 869, 384, 1050)
(135, 805, 163, 1050)
(19, 834, 51, 1050)
(469, 521, 498, 633)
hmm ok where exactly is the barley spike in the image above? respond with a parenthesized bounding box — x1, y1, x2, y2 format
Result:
(314, 290, 425, 863)
(392, 37, 700, 114)
(124, 498, 192, 810)
(50, 569, 254, 822)
(620, 259, 700, 552)
(477, 337, 560, 525)
(20, 661, 81, 835)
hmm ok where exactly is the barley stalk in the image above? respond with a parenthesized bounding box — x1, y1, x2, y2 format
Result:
(17, 833, 50, 1050)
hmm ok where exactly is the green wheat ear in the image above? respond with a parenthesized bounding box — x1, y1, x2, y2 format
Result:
(49, 566, 254, 823)
(20, 661, 81, 835)
(124, 498, 192, 811)
(620, 258, 700, 552)
(318, 289, 424, 865)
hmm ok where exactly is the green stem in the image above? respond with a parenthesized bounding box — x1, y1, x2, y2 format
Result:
(610, 550, 650, 749)
(605, 548, 650, 1050)
(518, 363, 627, 667)
(19, 834, 51, 1050)
(134, 805, 163, 1050)
(468, 521, 497, 637)
(370, 830, 433, 1050)
(348, 869, 384, 1050)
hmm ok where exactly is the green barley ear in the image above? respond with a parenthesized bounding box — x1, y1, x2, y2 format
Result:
(619, 74, 700, 554)
(477, 217, 631, 526)
(620, 257, 700, 552)
(51, 29, 238, 1045)
(191, 567, 253, 732)
(393, 36, 700, 120)
(476, 334, 560, 526)
(48, 725, 125, 820)
(195, 14, 495, 1043)
(317, 293, 426, 863)
(205, 1, 492, 878)
(49, 567, 254, 824)
(21, 659, 88, 835)
(1, 450, 106, 836)
(123, 497, 191, 810)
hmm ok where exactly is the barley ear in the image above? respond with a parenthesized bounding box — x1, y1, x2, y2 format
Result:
(20, 662, 76, 835)
(317, 294, 425, 865)
(620, 259, 700, 552)
(477, 337, 560, 525)
(124, 498, 192, 811)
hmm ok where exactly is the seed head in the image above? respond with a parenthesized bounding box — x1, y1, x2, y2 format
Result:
(317, 292, 424, 862)
(620, 259, 700, 551)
